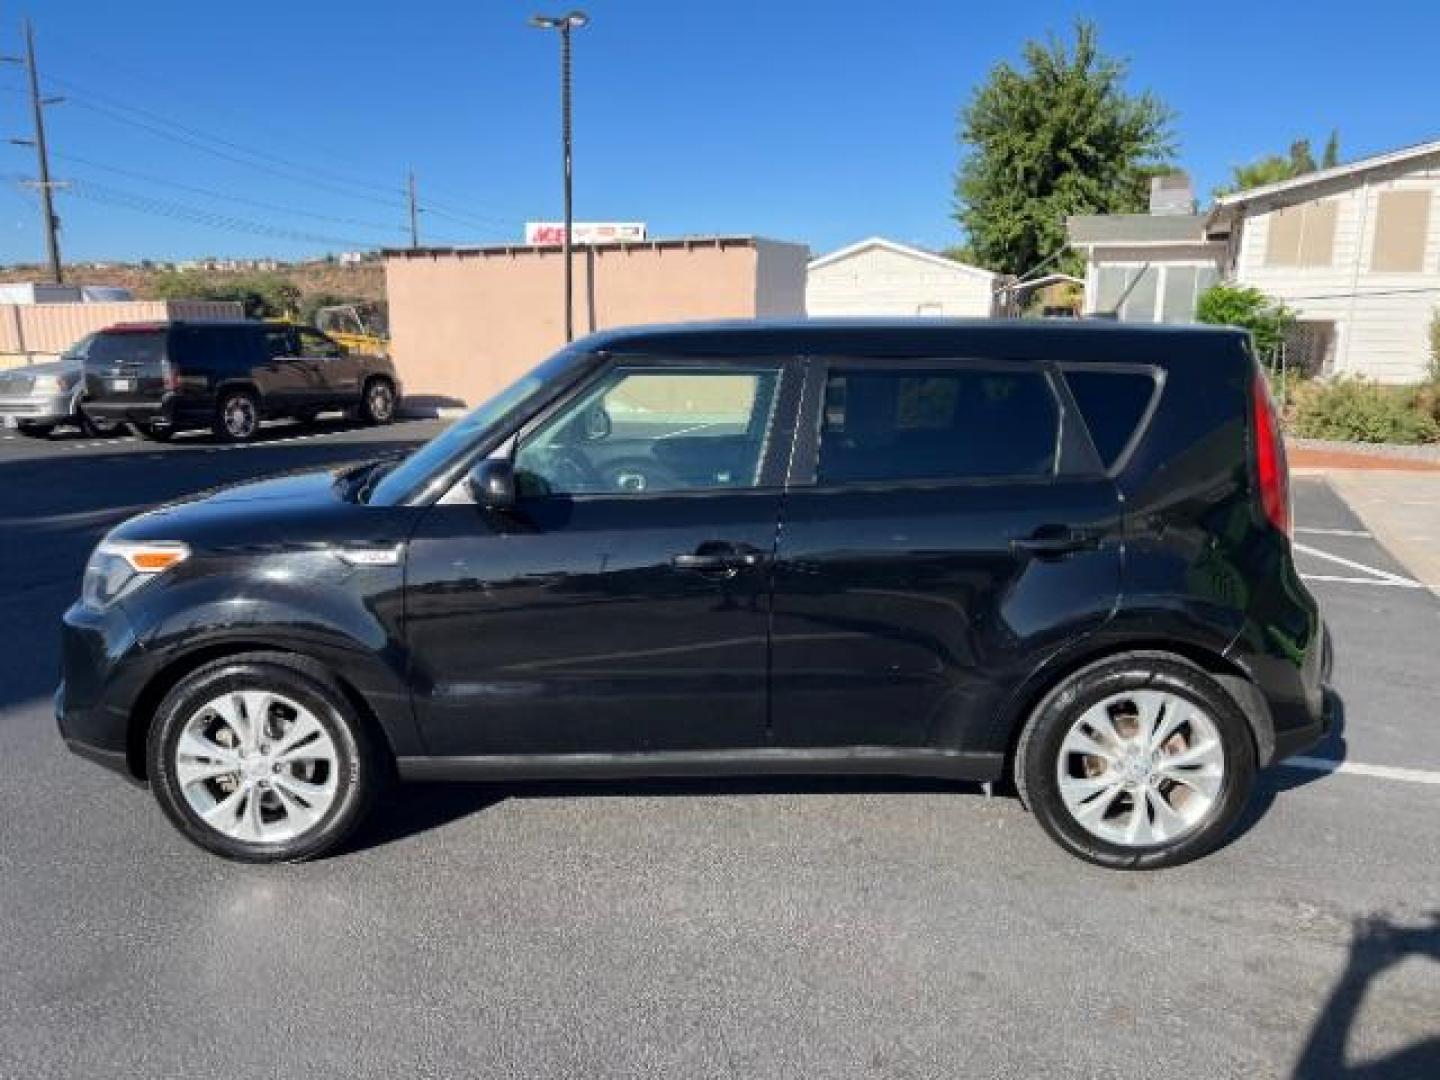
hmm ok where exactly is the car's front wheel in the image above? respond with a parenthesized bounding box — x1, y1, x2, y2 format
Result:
(357, 377, 396, 425)
(1016, 654, 1256, 870)
(147, 653, 380, 862)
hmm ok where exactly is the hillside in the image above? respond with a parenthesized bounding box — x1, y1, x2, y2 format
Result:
(0, 261, 386, 305)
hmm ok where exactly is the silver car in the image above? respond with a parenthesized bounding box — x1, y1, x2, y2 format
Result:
(0, 335, 123, 438)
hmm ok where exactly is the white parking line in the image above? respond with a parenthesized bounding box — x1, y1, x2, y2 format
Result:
(1283, 756, 1440, 786)
(1291, 541, 1425, 589)
(1295, 526, 1371, 538)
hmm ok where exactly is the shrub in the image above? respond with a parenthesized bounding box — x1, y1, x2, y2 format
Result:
(1290, 378, 1440, 444)
(1195, 283, 1295, 360)
(1430, 309, 1440, 384)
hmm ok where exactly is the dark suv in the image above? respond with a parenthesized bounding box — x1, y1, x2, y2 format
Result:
(57, 320, 1333, 868)
(81, 320, 401, 442)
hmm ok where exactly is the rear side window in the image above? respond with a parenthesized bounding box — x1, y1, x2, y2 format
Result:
(174, 327, 263, 371)
(817, 368, 1059, 484)
(1063, 369, 1159, 469)
(87, 331, 166, 368)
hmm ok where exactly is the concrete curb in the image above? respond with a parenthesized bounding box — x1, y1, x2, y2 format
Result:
(1321, 471, 1440, 597)
(1288, 437, 1440, 465)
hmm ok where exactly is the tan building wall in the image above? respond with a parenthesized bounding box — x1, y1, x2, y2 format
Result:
(0, 300, 243, 368)
(384, 236, 807, 407)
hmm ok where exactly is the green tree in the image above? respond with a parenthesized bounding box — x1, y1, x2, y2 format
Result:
(1322, 130, 1341, 168)
(150, 270, 301, 319)
(1195, 283, 1295, 360)
(1216, 132, 1340, 196)
(953, 20, 1175, 277)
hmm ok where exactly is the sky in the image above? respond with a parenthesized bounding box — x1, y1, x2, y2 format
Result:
(0, 0, 1436, 265)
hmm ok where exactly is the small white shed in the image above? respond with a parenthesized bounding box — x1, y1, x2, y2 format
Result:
(806, 237, 998, 318)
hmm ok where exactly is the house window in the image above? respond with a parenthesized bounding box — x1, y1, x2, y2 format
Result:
(1264, 201, 1338, 268)
(1370, 190, 1431, 273)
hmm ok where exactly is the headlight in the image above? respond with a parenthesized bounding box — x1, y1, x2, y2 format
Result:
(82, 541, 190, 609)
(32, 374, 74, 393)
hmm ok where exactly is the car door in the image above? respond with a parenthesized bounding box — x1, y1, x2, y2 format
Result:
(404, 355, 801, 758)
(294, 327, 358, 409)
(768, 357, 1123, 754)
(255, 325, 309, 411)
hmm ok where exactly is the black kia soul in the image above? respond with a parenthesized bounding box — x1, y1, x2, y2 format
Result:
(58, 320, 1333, 869)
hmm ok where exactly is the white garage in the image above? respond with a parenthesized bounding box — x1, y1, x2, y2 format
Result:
(806, 236, 999, 318)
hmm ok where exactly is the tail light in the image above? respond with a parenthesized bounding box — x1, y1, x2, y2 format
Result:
(1252, 372, 1291, 537)
(162, 363, 180, 392)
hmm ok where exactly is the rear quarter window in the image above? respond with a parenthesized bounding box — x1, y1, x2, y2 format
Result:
(818, 367, 1059, 484)
(87, 331, 166, 367)
(1062, 368, 1160, 470)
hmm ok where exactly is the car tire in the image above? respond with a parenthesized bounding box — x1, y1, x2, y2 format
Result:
(1015, 653, 1257, 870)
(213, 389, 261, 442)
(76, 409, 122, 437)
(146, 653, 381, 863)
(357, 377, 396, 426)
(15, 421, 54, 438)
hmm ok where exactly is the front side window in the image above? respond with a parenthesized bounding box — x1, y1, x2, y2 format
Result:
(514, 365, 780, 496)
(817, 367, 1058, 484)
(298, 328, 344, 358)
(262, 328, 293, 360)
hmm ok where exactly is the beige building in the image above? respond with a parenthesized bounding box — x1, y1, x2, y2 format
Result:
(806, 236, 998, 318)
(384, 236, 808, 407)
(1071, 143, 1440, 381)
(1, 300, 242, 368)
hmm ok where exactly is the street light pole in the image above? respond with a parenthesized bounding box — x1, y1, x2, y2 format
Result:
(530, 10, 589, 342)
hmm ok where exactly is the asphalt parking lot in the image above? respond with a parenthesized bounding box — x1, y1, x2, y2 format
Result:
(1, 421, 1436, 1079)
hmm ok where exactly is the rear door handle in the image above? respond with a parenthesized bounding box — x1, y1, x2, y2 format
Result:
(1010, 529, 1100, 558)
(671, 545, 767, 572)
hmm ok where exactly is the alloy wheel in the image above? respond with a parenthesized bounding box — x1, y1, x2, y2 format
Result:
(175, 689, 339, 844)
(1054, 689, 1226, 848)
(367, 382, 394, 422)
(223, 396, 258, 439)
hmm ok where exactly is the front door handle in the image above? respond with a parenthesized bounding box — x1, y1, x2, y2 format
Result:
(1010, 528, 1100, 558)
(671, 543, 767, 573)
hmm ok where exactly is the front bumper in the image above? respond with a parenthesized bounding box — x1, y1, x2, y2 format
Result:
(56, 599, 150, 782)
(0, 392, 72, 425)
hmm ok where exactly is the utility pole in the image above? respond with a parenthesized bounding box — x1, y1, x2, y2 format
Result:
(407, 170, 420, 249)
(3, 20, 65, 283)
(530, 11, 588, 342)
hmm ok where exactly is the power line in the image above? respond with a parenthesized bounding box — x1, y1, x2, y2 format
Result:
(45, 74, 519, 230)
(66, 178, 379, 249)
(53, 151, 410, 234)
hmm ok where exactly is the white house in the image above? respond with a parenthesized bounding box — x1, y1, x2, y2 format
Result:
(1069, 143, 1440, 382)
(806, 237, 998, 318)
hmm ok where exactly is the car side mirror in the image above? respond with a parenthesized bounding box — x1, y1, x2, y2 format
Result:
(466, 459, 516, 510)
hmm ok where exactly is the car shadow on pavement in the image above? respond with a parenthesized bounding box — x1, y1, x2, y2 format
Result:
(1292, 911, 1440, 1079)
(347, 698, 1351, 856)
(344, 775, 984, 856)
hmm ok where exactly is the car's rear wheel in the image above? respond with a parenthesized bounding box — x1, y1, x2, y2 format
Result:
(76, 408, 122, 437)
(1015, 654, 1256, 870)
(147, 654, 379, 862)
(214, 389, 260, 442)
(357, 377, 396, 425)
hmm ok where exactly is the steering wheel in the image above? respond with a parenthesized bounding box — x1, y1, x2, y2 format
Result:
(598, 457, 686, 494)
(528, 445, 602, 495)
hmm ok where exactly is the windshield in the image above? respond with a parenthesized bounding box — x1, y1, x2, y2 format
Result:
(366, 349, 591, 505)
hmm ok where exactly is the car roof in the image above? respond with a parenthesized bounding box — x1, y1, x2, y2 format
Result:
(572, 318, 1249, 365)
